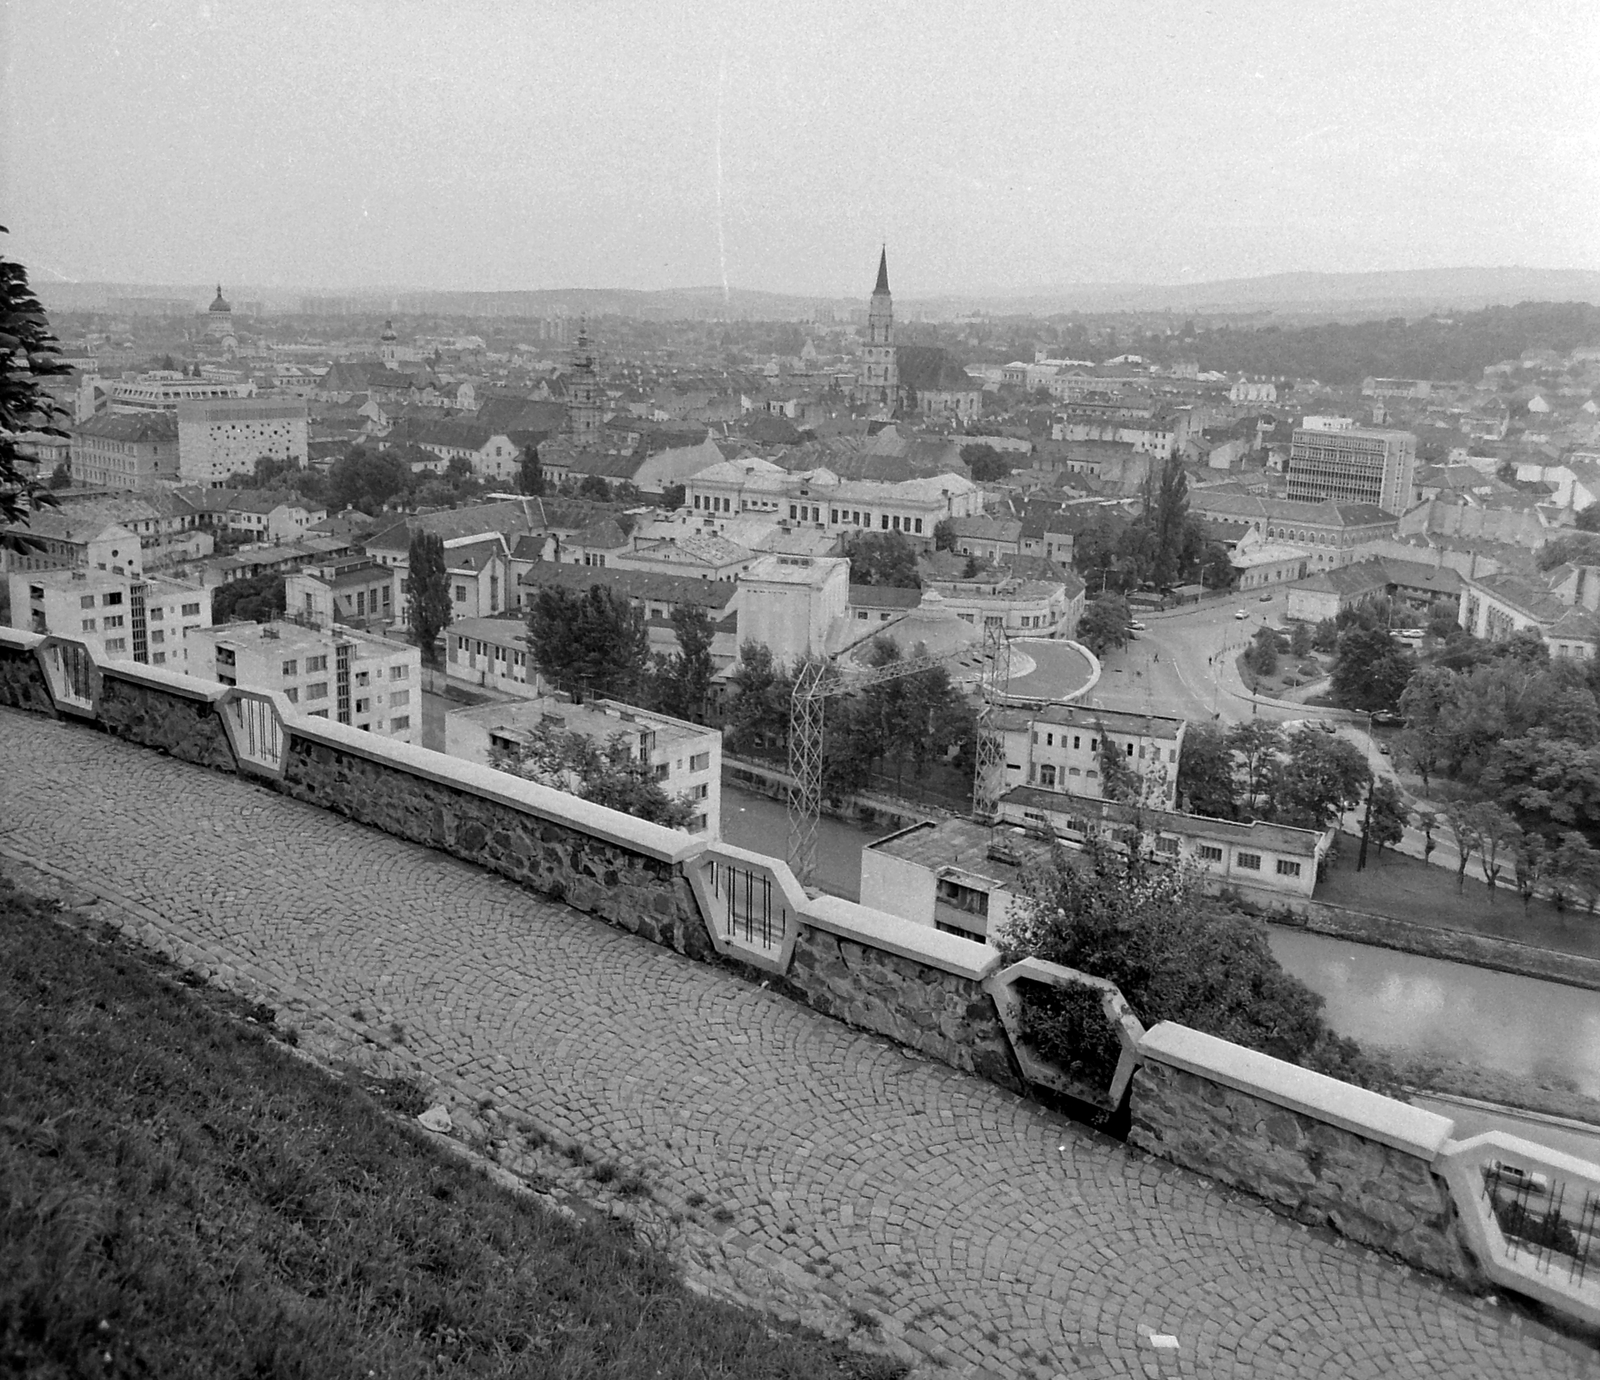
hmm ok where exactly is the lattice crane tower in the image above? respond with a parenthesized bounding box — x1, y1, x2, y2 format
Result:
(784, 635, 1009, 888)
(971, 621, 1014, 822)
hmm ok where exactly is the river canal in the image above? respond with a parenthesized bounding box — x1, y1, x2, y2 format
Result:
(721, 786, 1600, 1100)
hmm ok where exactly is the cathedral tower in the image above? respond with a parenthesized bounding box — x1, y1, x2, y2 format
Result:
(858, 246, 898, 409)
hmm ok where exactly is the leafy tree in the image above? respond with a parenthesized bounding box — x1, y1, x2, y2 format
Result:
(1363, 777, 1410, 861)
(1536, 533, 1600, 571)
(996, 838, 1375, 1083)
(1225, 721, 1283, 811)
(525, 584, 649, 702)
(211, 573, 286, 624)
(1331, 627, 1412, 711)
(651, 603, 715, 722)
(1311, 618, 1339, 653)
(47, 462, 71, 490)
(330, 447, 410, 513)
(933, 518, 957, 552)
(1470, 802, 1520, 901)
(406, 531, 452, 665)
(1198, 540, 1236, 590)
(659, 483, 685, 510)
(1576, 504, 1600, 534)
(1289, 622, 1314, 659)
(1481, 731, 1600, 847)
(1512, 832, 1547, 917)
(517, 447, 545, 495)
(1264, 728, 1370, 830)
(1144, 455, 1190, 588)
(1095, 723, 1141, 803)
(1175, 721, 1239, 819)
(1443, 800, 1481, 892)
(577, 474, 612, 501)
(844, 530, 920, 588)
(1245, 626, 1279, 678)
(960, 443, 1011, 482)
(1395, 665, 1459, 794)
(1076, 593, 1131, 657)
(0, 232, 69, 543)
(1552, 831, 1600, 914)
(1426, 599, 1461, 639)
(724, 642, 790, 756)
(489, 722, 692, 828)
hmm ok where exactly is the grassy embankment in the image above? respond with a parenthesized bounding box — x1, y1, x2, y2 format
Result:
(0, 876, 898, 1380)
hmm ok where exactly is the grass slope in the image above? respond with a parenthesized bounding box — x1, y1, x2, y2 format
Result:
(0, 877, 897, 1379)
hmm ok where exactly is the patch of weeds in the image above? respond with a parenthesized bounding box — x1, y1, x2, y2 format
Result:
(350, 1007, 366, 1023)
(686, 1191, 707, 1208)
(278, 1025, 299, 1047)
(849, 1307, 878, 1333)
(711, 1205, 736, 1224)
(615, 1171, 649, 1199)
(562, 1142, 591, 1167)
(244, 1001, 276, 1026)
(387, 1020, 406, 1045)
(359, 1073, 431, 1119)
(589, 1160, 619, 1185)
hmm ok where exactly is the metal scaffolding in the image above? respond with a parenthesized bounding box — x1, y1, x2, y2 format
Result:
(971, 622, 1014, 822)
(785, 638, 1006, 889)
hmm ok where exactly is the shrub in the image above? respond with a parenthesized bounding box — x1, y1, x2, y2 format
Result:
(1016, 979, 1122, 1088)
(996, 834, 1387, 1088)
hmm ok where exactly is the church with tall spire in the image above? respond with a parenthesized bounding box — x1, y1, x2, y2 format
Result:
(856, 246, 898, 410)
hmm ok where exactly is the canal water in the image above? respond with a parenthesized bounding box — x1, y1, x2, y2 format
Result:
(722, 786, 1600, 1099)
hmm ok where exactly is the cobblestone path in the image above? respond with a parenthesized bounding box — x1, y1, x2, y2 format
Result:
(2, 710, 1594, 1379)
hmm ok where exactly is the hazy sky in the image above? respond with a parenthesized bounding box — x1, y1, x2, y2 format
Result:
(4, 1, 1598, 296)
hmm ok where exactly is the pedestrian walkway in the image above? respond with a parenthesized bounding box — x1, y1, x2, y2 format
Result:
(1, 709, 1593, 1379)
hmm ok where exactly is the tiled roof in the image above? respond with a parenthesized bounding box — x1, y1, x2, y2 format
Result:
(847, 583, 923, 610)
(72, 412, 177, 443)
(517, 560, 736, 610)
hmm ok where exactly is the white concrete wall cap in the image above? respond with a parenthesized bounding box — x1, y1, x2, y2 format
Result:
(284, 714, 705, 865)
(803, 894, 1002, 981)
(700, 841, 810, 912)
(1138, 1021, 1455, 1159)
(0, 627, 46, 652)
(99, 660, 229, 704)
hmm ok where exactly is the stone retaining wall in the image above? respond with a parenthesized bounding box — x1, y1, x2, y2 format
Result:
(0, 636, 53, 713)
(98, 666, 239, 772)
(1131, 1024, 1474, 1284)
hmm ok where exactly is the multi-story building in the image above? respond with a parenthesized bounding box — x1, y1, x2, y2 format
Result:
(921, 572, 1083, 637)
(442, 694, 722, 836)
(187, 620, 420, 742)
(993, 704, 1186, 809)
(683, 462, 982, 544)
(110, 372, 255, 412)
(1188, 492, 1401, 569)
(225, 491, 328, 544)
(8, 566, 210, 667)
(176, 397, 310, 487)
(68, 411, 180, 490)
(285, 557, 395, 629)
(1458, 564, 1600, 661)
(736, 554, 850, 666)
(1286, 426, 1416, 515)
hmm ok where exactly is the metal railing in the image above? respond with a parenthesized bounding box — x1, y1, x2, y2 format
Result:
(707, 857, 787, 954)
(47, 641, 95, 709)
(226, 693, 284, 771)
(1437, 1132, 1600, 1328)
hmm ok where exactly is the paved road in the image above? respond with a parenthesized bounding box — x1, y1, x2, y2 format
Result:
(1, 709, 1593, 1380)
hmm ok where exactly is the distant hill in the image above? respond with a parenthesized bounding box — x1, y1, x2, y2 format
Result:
(33, 266, 1600, 323)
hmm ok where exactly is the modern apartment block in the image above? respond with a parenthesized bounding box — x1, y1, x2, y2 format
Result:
(442, 693, 722, 837)
(187, 620, 420, 742)
(176, 397, 310, 487)
(1286, 426, 1416, 514)
(7, 567, 211, 667)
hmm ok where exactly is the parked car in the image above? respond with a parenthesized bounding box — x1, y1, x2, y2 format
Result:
(1378, 744, 1391, 756)
(1258, 592, 1273, 602)
(1234, 609, 1248, 620)
(1128, 620, 1147, 632)
(1371, 709, 1405, 726)
(1318, 721, 1337, 735)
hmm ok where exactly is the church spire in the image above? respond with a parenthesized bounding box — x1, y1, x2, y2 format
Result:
(873, 245, 890, 296)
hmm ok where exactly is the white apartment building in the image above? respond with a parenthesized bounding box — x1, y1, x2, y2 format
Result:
(920, 574, 1082, 637)
(994, 704, 1186, 809)
(176, 398, 310, 487)
(443, 694, 722, 837)
(187, 620, 421, 742)
(736, 554, 851, 666)
(8, 567, 210, 667)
